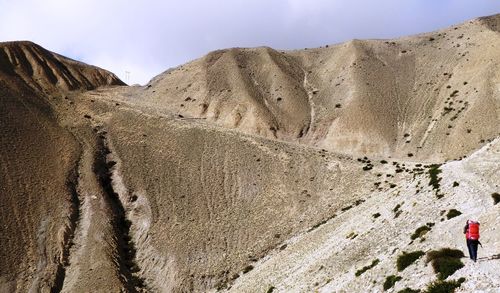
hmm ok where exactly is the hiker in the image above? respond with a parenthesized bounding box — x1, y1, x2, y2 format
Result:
(463, 220, 482, 262)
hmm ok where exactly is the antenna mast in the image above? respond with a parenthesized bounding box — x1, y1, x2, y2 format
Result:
(125, 71, 130, 83)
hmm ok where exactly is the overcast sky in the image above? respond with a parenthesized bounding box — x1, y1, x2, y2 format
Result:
(0, 0, 499, 85)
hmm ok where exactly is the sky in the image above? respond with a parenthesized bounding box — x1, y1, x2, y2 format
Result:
(0, 0, 499, 85)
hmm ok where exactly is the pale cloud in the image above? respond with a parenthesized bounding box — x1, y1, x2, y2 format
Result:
(0, 0, 499, 84)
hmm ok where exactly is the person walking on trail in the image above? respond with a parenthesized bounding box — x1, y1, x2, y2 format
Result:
(464, 220, 482, 262)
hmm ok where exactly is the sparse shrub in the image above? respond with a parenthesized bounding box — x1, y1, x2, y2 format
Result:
(492, 192, 500, 205)
(446, 209, 462, 220)
(383, 275, 402, 290)
(427, 248, 464, 262)
(426, 248, 464, 280)
(397, 251, 425, 271)
(372, 212, 381, 218)
(411, 224, 432, 240)
(452, 181, 459, 187)
(242, 265, 254, 273)
(266, 286, 276, 293)
(432, 258, 463, 280)
(363, 165, 373, 171)
(341, 205, 353, 212)
(215, 280, 229, 290)
(380, 160, 388, 164)
(428, 164, 442, 192)
(424, 278, 465, 293)
(355, 259, 379, 277)
(354, 199, 365, 206)
(398, 288, 420, 293)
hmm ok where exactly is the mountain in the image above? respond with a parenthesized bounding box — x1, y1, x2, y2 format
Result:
(0, 41, 124, 96)
(0, 14, 499, 293)
(129, 14, 499, 162)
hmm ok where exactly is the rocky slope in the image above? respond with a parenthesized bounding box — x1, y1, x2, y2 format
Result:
(0, 14, 499, 293)
(226, 138, 500, 292)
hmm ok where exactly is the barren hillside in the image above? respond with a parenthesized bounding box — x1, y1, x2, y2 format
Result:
(0, 14, 499, 293)
(124, 14, 500, 162)
(0, 41, 125, 292)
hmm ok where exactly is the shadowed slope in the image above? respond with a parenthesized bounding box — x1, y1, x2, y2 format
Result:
(0, 41, 125, 292)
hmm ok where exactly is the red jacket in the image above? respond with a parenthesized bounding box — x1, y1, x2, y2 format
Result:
(464, 221, 480, 240)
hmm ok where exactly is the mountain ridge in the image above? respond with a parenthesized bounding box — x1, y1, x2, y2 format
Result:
(115, 13, 499, 162)
(0, 40, 124, 97)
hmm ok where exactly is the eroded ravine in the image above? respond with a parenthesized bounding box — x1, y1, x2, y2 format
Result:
(50, 166, 82, 293)
(93, 132, 147, 292)
(56, 121, 148, 292)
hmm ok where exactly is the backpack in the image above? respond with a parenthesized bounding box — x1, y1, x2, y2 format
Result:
(467, 221, 480, 240)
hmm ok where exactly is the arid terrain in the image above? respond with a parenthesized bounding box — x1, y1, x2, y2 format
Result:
(0, 14, 499, 293)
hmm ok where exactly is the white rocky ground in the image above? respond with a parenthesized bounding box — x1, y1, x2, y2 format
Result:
(225, 138, 500, 293)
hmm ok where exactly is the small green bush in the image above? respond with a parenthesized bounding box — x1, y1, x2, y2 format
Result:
(363, 165, 373, 171)
(355, 259, 379, 277)
(397, 288, 420, 293)
(242, 265, 254, 273)
(428, 164, 442, 191)
(492, 192, 500, 205)
(341, 205, 353, 212)
(446, 209, 462, 220)
(424, 278, 465, 293)
(397, 251, 425, 271)
(426, 248, 464, 280)
(432, 257, 464, 280)
(373, 212, 381, 218)
(383, 275, 402, 290)
(426, 248, 464, 263)
(266, 286, 276, 293)
(411, 225, 432, 240)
